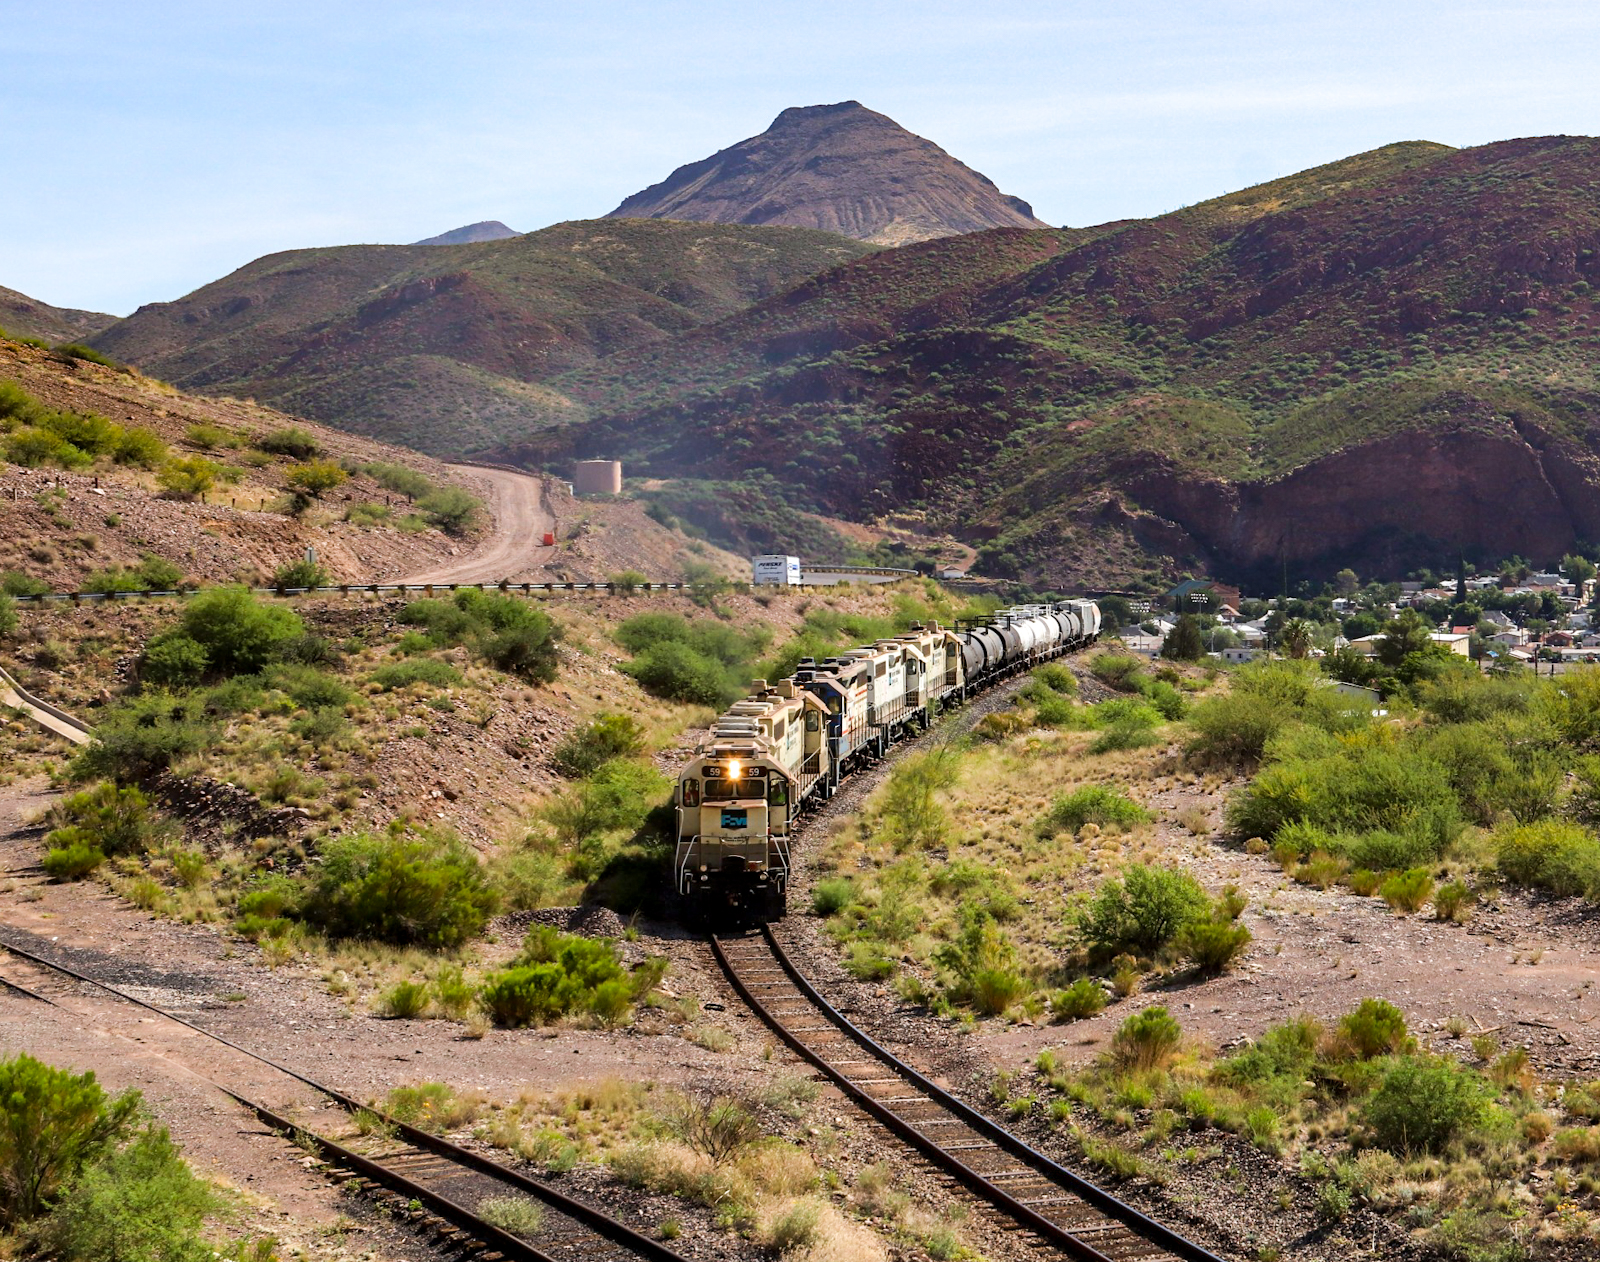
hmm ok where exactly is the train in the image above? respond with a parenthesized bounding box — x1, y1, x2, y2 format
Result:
(672, 600, 1102, 921)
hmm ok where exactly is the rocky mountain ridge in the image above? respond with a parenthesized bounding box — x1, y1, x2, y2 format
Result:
(606, 101, 1047, 245)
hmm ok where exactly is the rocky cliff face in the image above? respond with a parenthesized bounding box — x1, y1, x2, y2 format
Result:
(1125, 420, 1600, 582)
(606, 101, 1048, 245)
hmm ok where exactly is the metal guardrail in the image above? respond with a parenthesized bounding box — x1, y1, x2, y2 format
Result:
(8, 573, 924, 605)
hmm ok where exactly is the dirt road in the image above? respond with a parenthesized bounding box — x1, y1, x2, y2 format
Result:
(402, 464, 555, 584)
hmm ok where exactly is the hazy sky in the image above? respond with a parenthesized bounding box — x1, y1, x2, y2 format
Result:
(6, 1, 1598, 316)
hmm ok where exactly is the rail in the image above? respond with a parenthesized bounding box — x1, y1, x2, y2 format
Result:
(0, 935, 687, 1262)
(712, 928, 1225, 1262)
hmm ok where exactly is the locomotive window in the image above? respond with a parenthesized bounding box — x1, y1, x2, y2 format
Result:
(768, 779, 788, 807)
(805, 712, 820, 731)
(703, 771, 764, 800)
(773, 720, 786, 741)
(681, 778, 700, 807)
(875, 663, 886, 678)
(828, 696, 842, 714)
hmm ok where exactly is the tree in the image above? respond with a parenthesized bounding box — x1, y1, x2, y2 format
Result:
(1161, 614, 1204, 662)
(1455, 554, 1468, 604)
(1376, 609, 1433, 669)
(1281, 618, 1313, 660)
(285, 459, 347, 498)
(175, 587, 303, 675)
(1564, 553, 1597, 588)
(1334, 568, 1359, 597)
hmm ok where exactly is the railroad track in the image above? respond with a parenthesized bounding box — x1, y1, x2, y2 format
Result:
(711, 927, 1225, 1262)
(0, 937, 683, 1262)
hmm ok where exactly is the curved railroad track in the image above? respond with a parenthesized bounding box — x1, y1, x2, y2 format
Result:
(712, 927, 1225, 1262)
(0, 937, 683, 1262)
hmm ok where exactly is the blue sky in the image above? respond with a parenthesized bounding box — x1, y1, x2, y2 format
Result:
(5, 1, 1598, 315)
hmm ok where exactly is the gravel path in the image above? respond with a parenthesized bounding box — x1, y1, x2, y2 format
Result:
(401, 466, 556, 584)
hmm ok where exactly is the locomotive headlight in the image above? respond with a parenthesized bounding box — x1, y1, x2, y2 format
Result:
(728, 758, 741, 780)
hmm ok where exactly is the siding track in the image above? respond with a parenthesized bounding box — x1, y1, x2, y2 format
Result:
(711, 927, 1226, 1262)
(0, 937, 683, 1262)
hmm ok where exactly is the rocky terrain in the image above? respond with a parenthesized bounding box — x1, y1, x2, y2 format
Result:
(605, 100, 1047, 245)
(86, 219, 873, 455)
(0, 282, 115, 343)
(414, 220, 521, 245)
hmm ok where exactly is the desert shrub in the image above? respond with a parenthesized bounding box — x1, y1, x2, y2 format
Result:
(1112, 1006, 1182, 1070)
(378, 981, 430, 1019)
(1089, 722, 1162, 754)
(1337, 999, 1411, 1059)
(47, 783, 152, 857)
(480, 929, 630, 1027)
(53, 342, 119, 368)
(298, 830, 499, 948)
(1178, 917, 1252, 975)
(285, 459, 347, 498)
(1143, 679, 1188, 720)
(156, 456, 220, 498)
(0, 592, 13, 639)
(1418, 672, 1536, 724)
(111, 427, 167, 468)
(1495, 818, 1600, 899)
(538, 758, 669, 857)
(184, 423, 233, 450)
(1363, 1056, 1488, 1154)
(370, 658, 462, 690)
(610, 570, 648, 593)
(271, 558, 329, 590)
(1379, 867, 1435, 914)
(173, 587, 303, 676)
(138, 632, 208, 686)
(624, 639, 735, 706)
(42, 836, 106, 880)
(1433, 880, 1472, 921)
(1, 571, 49, 597)
(411, 590, 563, 682)
(877, 749, 959, 851)
(671, 1095, 762, 1165)
(1083, 864, 1209, 958)
(477, 1195, 545, 1236)
(1037, 785, 1149, 837)
(257, 426, 320, 458)
(1218, 1015, 1321, 1087)
(843, 942, 895, 981)
(933, 903, 1027, 1015)
(360, 461, 432, 498)
(71, 693, 214, 783)
(1091, 655, 1144, 689)
(262, 663, 352, 711)
(811, 878, 856, 917)
(417, 487, 483, 535)
(39, 1124, 219, 1262)
(1032, 663, 1078, 695)
(0, 1053, 141, 1223)
(5, 426, 91, 468)
(1052, 977, 1107, 1021)
(763, 1200, 821, 1256)
(553, 713, 646, 778)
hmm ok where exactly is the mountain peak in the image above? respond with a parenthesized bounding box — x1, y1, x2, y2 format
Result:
(414, 220, 520, 246)
(605, 102, 1046, 245)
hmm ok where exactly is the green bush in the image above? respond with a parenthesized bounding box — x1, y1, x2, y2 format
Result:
(1362, 1056, 1488, 1154)
(285, 459, 347, 498)
(378, 981, 430, 1019)
(1051, 977, 1107, 1021)
(156, 456, 220, 498)
(54, 342, 120, 368)
(1111, 1006, 1182, 1070)
(933, 904, 1027, 1015)
(402, 590, 559, 682)
(477, 1195, 545, 1236)
(360, 461, 432, 499)
(173, 587, 303, 676)
(1378, 867, 1435, 914)
(257, 426, 321, 458)
(1089, 722, 1162, 754)
(1, 571, 50, 597)
(417, 487, 483, 535)
(1032, 663, 1078, 696)
(139, 632, 209, 686)
(1083, 864, 1209, 957)
(40, 1125, 219, 1262)
(370, 658, 463, 690)
(71, 694, 214, 783)
(811, 878, 856, 917)
(624, 640, 736, 706)
(1036, 785, 1150, 838)
(616, 612, 768, 707)
(271, 558, 329, 589)
(537, 759, 670, 876)
(1091, 655, 1144, 690)
(0, 1052, 141, 1223)
(298, 830, 499, 948)
(1338, 999, 1411, 1059)
(1178, 917, 1252, 975)
(1495, 818, 1600, 899)
(42, 836, 106, 880)
(0, 592, 15, 639)
(481, 928, 631, 1027)
(49, 783, 153, 856)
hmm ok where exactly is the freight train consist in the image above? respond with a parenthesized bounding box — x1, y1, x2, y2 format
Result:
(673, 601, 1102, 920)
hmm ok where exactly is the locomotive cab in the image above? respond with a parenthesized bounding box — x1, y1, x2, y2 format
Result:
(675, 746, 792, 920)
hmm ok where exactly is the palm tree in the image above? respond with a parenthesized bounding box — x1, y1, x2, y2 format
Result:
(1281, 618, 1313, 660)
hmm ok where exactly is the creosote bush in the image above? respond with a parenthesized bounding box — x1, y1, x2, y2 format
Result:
(1037, 785, 1150, 838)
(553, 713, 647, 778)
(480, 926, 655, 1028)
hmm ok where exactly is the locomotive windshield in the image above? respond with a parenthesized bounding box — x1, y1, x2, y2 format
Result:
(703, 771, 764, 800)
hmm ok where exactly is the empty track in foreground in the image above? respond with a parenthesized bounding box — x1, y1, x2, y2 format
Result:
(712, 927, 1226, 1262)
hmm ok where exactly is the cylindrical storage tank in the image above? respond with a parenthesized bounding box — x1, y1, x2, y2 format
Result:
(1051, 611, 1073, 643)
(1059, 610, 1081, 643)
(959, 632, 986, 682)
(971, 626, 1006, 678)
(996, 623, 1024, 667)
(1012, 618, 1039, 656)
(1029, 614, 1060, 651)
